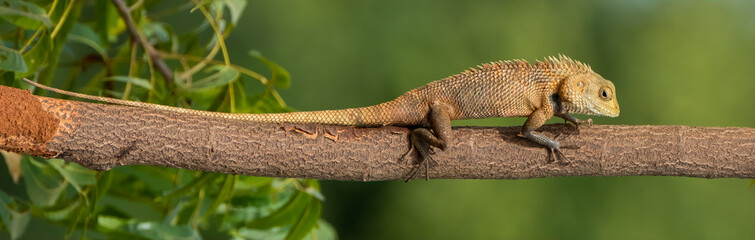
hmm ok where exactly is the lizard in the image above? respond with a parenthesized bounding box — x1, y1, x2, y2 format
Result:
(23, 55, 620, 181)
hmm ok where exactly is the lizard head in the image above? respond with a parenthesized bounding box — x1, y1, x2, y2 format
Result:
(558, 72, 620, 117)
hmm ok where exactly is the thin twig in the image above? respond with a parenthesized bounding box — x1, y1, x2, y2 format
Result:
(192, 0, 231, 66)
(160, 52, 268, 85)
(111, 0, 174, 87)
(128, 0, 144, 11)
(50, 0, 76, 39)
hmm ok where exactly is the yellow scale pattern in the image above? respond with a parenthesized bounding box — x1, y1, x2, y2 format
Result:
(24, 55, 605, 127)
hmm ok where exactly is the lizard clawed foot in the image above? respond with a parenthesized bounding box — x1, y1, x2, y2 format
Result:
(399, 146, 415, 163)
(580, 118, 594, 126)
(400, 148, 438, 181)
(559, 116, 593, 137)
(546, 147, 571, 166)
(522, 130, 573, 166)
(404, 154, 437, 182)
(554, 130, 583, 141)
(569, 119, 592, 134)
(560, 143, 583, 150)
(400, 141, 421, 182)
(556, 122, 579, 139)
(403, 135, 432, 182)
(403, 149, 438, 182)
(403, 127, 446, 182)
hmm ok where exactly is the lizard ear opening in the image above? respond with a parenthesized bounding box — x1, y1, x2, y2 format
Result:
(558, 76, 586, 103)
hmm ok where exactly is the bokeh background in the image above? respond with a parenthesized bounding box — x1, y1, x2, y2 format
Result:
(233, 0, 755, 239)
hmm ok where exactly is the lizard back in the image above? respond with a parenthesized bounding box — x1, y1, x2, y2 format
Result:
(23, 55, 598, 126)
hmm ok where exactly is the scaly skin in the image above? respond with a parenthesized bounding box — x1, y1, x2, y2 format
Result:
(23, 55, 620, 181)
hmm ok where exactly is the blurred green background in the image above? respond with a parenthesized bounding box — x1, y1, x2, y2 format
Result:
(222, 0, 755, 239)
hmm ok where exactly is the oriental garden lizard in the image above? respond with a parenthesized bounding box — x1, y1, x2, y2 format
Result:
(23, 55, 620, 181)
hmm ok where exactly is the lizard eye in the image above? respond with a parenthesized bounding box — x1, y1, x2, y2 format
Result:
(599, 87, 612, 101)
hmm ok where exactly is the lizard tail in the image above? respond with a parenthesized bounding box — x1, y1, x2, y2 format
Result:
(232, 98, 426, 126)
(24, 79, 425, 126)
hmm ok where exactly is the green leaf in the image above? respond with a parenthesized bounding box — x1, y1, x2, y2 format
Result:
(0, 191, 30, 240)
(47, 159, 96, 195)
(69, 24, 108, 60)
(112, 166, 177, 192)
(0, 191, 12, 232)
(188, 65, 240, 92)
(237, 176, 274, 188)
(285, 199, 322, 240)
(94, 0, 119, 45)
(98, 216, 201, 240)
(159, 173, 219, 201)
(284, 180, 323, 240)
(19, 30, 49, 77)
(248, 91, 292, 114)
(7, 208, 30, 240)
(89, 170, 112, 218)
(70, 23, 102, 46)
(248, 50, 291, 89)
(312, 220, 338, 240)
(301, 186, 325, 202)
(206, 80, 246, 113)
(20, 156, 67, 207)
(163, 200, 187, 225)
(141, 22, 171, 44)
(68, 34, 107, 59)
(233, 227, 288, 240)
(96, 215, 127, 232)
(105, 76, 154, 91)
(247, 190, 311, 229)
(0, 0, 52, 29)
(43, 198, 81, 221)
(3, 71, 13, 86)
(202, 175, 236, 220)
(215, 0, 246, 25)
(0, 45, 27, 72)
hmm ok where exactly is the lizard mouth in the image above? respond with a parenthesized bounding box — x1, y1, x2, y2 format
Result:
(606, 102, 620, 117)
(602, 105, 620, 117)
(585, 101, 620, 117)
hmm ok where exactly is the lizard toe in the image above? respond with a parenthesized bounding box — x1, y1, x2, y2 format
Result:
(546, 148, 557, 163)
(560, 143, 583, 149)
(554, 148, 572, 165)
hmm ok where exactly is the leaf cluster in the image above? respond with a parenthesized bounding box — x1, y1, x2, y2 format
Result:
(0, 0, 333, 239)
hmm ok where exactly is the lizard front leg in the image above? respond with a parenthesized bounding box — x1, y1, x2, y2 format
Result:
(404, 103, 452, 182)
(555, 112, 592, 134)
(523, 108, 570, 164)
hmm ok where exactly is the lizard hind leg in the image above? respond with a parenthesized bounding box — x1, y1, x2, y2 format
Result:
(403, 104, 452, 182)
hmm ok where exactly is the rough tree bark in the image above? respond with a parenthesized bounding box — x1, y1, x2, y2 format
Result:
(1, 85, 753, 181)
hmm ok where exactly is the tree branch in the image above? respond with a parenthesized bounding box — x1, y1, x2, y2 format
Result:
(1, 85, 753, 181)
(111, 0, 173, 85)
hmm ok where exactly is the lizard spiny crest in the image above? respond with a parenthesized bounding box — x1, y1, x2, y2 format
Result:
(467, 54, 593, 75)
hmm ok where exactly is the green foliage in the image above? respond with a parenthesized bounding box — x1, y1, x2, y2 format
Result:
(0, 190, 30, 240)
(248, 50, 291, 89)
(0, 46, 26, 72)
(0, 0, 51, 29)
(0, 0, 333, 239)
